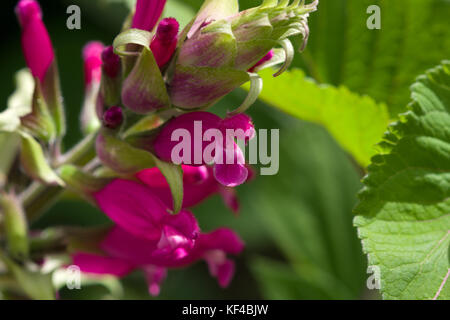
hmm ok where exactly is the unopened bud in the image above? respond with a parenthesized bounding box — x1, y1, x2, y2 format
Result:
(102, 106, 123, 129)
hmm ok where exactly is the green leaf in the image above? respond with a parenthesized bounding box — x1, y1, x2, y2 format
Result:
(19, 132, 65, 186)
(354, 61, 450, 300)
(301, 0, 450, 115)
(247, 68, 389, 167)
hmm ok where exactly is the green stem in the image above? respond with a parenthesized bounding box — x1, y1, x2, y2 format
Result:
(19, 132, 98, 222)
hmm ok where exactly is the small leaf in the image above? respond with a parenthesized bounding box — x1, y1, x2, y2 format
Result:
(354, 61, 450, 300)
(19, 132, 64, 186)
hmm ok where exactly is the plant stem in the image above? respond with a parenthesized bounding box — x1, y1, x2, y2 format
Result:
(19, 132, 98, 222)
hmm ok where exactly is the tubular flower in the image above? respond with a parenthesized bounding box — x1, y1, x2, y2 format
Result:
(131, 0, 167, 32)
(15, 0, 54, 83)
(151, 112, 255, 187)
(72, 178, 244, 295)
(150, 17, 180, 68)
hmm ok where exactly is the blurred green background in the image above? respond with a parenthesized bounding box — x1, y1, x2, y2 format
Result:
(1, 0, 449, 299)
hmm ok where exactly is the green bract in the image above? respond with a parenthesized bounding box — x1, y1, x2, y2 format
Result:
(113, 0, 317, 114)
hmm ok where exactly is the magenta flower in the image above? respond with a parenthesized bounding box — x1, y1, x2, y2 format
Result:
(15, 0, 54, 83)
(82, 41, 104, 86)
(152, 112, 255, 187)
(72, 178, 244, 295)
(136, 165, 241, 214)
(131, 0, 167, 32)
(150, 17, 179, 67)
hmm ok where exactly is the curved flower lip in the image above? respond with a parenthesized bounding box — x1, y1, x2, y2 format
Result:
(16, 0, 54, 83)
(131, 0, 167, 32)
(152, 112, 254, 187)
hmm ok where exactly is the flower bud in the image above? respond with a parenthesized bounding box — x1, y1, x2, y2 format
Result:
(101, 46, 121, 79)
(83, 41, 104, 86)
(81, 41, 104, 134)
(15, 0, 54, 83)
(150, 18, 179, 67)
(102, 106, 123, 129)
(98, 46, 122, 115)
(16, 0, 66, 137)
(168, 0, 317, 110)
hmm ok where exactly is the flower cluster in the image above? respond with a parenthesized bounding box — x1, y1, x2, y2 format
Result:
(3, 0, 316, 297)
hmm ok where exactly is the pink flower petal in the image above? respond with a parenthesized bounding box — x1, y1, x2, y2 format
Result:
(72, 252, 135, 277)
(94, 179, 168, 241)
(16, 0, 54, 83)
(132, 0, 167, 32)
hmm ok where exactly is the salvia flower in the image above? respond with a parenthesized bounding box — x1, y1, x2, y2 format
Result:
(15, 0, 54, 83)
(131, 0, 167, 32)
(72, 178, 244, 295)
(151, 111, 255, 187)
